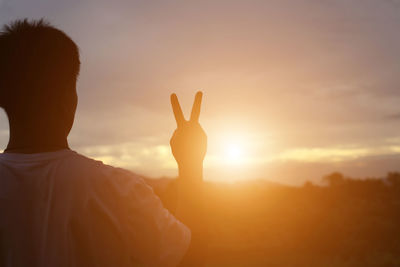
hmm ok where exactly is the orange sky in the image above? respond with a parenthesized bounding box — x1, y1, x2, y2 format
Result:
(1, 0, 400, 184)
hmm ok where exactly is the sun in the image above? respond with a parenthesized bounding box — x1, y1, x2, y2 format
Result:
(219, 133, 249, 165)
(209, 130, 252, 167)
(225, 142, 243, 163)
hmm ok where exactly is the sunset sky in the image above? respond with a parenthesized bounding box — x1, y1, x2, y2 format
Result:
(1, 0, 400, 184)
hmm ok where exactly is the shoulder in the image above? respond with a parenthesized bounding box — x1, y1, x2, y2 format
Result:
(65, 152, 190, 266)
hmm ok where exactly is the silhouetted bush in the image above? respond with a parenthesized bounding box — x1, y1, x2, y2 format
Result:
(323, 172, 345, 187)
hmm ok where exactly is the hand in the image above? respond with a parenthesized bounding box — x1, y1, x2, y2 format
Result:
(170, 91, 207, 173)
(170, 92, 208, 266)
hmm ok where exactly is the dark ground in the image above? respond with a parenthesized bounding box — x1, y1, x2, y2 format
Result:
(147, 172, 400, 267)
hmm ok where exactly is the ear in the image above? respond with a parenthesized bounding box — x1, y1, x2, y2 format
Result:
(59, 84, 78, 119)
(59, 88, 77, 136)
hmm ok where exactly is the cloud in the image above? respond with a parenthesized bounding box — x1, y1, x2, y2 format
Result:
(384, 113, 400, 120)
(77, 141, 177, 178)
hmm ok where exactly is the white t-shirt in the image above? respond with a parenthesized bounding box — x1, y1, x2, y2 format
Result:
(0, 149, 190, 267)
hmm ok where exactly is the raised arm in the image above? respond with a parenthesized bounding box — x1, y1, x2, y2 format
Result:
(170, 91, 207, 266)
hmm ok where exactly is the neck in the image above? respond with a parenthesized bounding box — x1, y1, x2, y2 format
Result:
(5, 119, 69, 154)
(5, 139, 69, 154)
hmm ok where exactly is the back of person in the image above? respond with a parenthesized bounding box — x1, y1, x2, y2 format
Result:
(0, 149, 190, 267)
(0, 18, 207, 267)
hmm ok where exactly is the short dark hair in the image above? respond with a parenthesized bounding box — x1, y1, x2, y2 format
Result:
(0, 18, 80, 114)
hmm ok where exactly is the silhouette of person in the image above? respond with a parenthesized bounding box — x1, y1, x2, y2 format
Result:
(0, 19, 207, 267)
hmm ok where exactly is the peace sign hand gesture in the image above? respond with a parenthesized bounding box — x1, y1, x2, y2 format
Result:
(170, 91, 207, 179)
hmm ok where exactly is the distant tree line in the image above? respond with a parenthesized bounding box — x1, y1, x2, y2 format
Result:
(304, 171, 400, 188)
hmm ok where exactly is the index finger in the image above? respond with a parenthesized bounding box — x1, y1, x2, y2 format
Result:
(190, 91, 203, 122)
(170, 93, 185, 127)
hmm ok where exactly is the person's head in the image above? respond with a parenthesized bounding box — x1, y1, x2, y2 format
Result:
(0, 18, 80, 139)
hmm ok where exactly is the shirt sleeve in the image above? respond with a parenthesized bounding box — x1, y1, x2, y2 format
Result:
(89, 166, 191, 267)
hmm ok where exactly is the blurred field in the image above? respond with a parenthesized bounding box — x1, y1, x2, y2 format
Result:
(147, 172, 400, 267)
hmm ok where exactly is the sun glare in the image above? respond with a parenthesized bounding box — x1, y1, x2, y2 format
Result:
(218, 133, 249, 165)
(225, 142, 243, 163)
